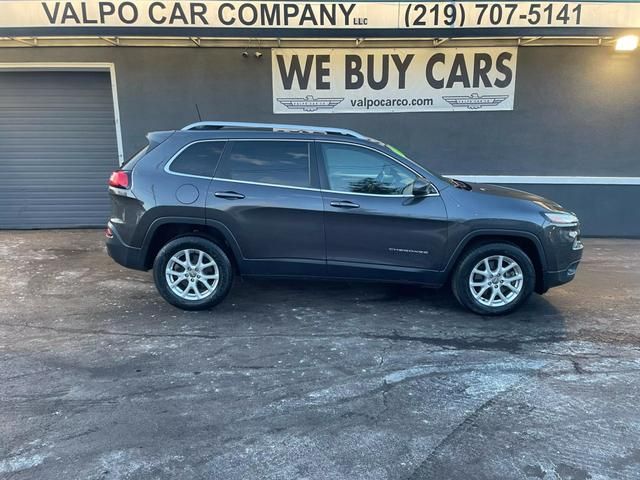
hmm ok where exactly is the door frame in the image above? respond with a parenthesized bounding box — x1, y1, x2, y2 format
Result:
(0, 62, 124, 165)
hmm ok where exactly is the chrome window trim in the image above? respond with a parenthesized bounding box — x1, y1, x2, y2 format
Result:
(323, 189, 439, 198)
(209, 178, 439, 198)
(210, 177, 321, 192)
(164, 139, 228, 180)
(164, 138, 440, 198)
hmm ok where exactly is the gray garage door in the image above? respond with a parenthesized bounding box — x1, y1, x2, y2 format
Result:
(0, 71, 119, 229)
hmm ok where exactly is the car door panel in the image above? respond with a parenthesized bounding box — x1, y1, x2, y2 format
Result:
(205, 140, 326, 276)
(323, 193, 448, 269)
(207, 180, 325, 260)
(317, 142, 448, 282)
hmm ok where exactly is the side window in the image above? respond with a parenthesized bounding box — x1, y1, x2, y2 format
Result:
(319, 143, 417, 195)
(216, 141, 311, 188)
(169, 141, 225, 177)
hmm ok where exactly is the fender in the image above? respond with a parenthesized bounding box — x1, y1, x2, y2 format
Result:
(442, 228, 548, 275)
(204, 219, 245, 261)
(139, 216, 245, 264)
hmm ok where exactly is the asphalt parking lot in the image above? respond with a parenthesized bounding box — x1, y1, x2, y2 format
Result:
(1, 230, 639, 480)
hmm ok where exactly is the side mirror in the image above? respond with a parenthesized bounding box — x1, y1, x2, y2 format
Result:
(412, 178, 435, 196)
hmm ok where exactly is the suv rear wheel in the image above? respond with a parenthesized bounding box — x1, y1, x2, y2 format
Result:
(153, 236, 233, 311)
(451, 242, 535, 315)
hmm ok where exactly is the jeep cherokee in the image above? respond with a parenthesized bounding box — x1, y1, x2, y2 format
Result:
(106, 121, 583, 315)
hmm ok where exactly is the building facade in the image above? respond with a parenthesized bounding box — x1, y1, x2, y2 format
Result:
(0, 1, 639, 235)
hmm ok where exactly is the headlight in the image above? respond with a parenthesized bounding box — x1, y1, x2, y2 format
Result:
(542, 211, 579, 226)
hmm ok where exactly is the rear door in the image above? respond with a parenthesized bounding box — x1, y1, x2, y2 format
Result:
(317, 141, 448, 282)
(206, 139, 325, 276)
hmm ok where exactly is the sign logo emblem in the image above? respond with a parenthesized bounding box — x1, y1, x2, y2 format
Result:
(277, 95, 344, 112)
(443, 93, 509, 110)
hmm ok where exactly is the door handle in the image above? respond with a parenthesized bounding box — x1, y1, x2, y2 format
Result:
(214, 191, 245, 200)
(330, 200, 360, 209)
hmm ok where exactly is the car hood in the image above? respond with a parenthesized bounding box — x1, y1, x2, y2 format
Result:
(455, 181, 565, 211)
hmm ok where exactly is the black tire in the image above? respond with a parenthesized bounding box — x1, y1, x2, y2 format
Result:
(451, 242, 535, 315)
(152, 236, 233, 311)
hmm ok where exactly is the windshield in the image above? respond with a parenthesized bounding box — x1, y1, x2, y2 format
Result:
(375, 139, 449, 183)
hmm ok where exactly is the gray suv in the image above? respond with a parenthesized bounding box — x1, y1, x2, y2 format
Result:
(106, 121, 583, 315)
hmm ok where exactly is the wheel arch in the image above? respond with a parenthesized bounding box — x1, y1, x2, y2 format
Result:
(141, 217, 243, 272)
(445, 230, 547, 294)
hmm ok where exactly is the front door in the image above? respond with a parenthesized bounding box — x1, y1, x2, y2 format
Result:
(317, 141, 448, 282)
(206, 139, 325, 276)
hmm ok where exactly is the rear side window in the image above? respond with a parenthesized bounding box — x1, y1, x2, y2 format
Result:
(216, 141, 311, 188)
(169, 141, 226, 177)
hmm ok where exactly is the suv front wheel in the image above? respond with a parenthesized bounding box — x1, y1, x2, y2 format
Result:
(153, 236, 233, 311)
(451, 242, 535, 315)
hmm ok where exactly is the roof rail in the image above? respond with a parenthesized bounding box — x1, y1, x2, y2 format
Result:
(181, 121, 367, 139)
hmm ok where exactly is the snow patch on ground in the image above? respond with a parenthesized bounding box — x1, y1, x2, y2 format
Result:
(0, 453, 47, 473)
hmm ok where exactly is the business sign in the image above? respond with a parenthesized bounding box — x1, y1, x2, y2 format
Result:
(0, 1, 640, 31)
(272, 48, 518, 114)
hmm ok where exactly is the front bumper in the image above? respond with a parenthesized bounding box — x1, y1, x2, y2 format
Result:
(540, 222, 584, 292)
(106, 223, 147, 271)
(543, 259, 581, 290)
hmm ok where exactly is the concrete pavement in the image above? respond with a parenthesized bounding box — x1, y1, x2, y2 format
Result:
(1, 230, 639, 479)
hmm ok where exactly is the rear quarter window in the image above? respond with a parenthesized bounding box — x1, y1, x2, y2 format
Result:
(168, 141, 226, 177)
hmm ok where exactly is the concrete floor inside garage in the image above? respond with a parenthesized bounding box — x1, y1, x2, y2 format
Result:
(1, 230, 639, 480)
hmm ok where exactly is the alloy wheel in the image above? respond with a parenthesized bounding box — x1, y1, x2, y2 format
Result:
(468, 255, 524, 307)
(165, 248, 220, 301)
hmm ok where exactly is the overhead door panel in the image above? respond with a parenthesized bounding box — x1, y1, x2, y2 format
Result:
(0, 70, 118, 228)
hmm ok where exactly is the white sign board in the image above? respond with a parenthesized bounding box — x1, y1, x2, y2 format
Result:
(0, 2, 639, 30)
(272, 48, 518, 114)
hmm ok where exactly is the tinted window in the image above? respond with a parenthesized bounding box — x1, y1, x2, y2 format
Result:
(169, 141, 225, 177)
(320, 143, 416, 195)
(217, 141, 311, 188)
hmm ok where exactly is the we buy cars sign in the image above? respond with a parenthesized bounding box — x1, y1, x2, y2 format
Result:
(272, 48, 518, 114)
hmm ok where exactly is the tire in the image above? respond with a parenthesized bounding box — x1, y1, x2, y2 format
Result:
(153, 236, 233, 311)
(451, 242, 535, 315)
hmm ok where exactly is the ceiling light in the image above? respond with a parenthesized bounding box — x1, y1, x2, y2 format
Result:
(615, 35, 638, 51)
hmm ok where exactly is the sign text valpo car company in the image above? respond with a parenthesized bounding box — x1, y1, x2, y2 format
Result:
(272, 48, 518, 113)
(1, 1, 640, 30)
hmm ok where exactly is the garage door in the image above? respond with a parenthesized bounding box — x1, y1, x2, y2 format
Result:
(0, 71, 119, 229)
